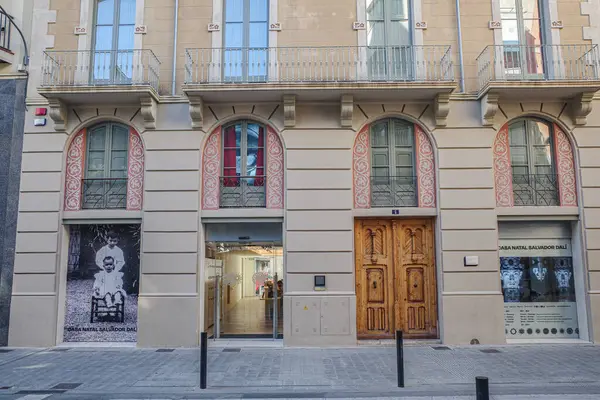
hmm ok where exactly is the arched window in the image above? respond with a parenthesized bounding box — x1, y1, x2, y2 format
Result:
(508, 119, 558, 206)
(370, 118, 417, 207)
(221, 121, 266, 208)
(83, 123, 129, 209)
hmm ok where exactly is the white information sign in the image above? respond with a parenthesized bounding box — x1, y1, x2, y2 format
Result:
(504, 302, 579, 338)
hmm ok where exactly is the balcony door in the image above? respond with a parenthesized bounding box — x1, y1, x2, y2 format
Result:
(221, 121, 266, 208)
(223, 0, 269, 82)
(92, 0, 136, 84)
(500, 0, 545, 79)
(509, 119, 558, 206)
(366, 0, 413, 81)
(370, 119, 417, 207)
(84, 123, 129, 209)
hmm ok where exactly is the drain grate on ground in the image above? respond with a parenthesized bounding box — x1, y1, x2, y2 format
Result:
(17, 390, 67, 395)
(51, 383, 82, 390)
(50, 348, 70, 352)
(0, 386, 11, 390)
(432, 346, 451, 350)
(0, 349, 13, 353)
(156, 348, 175, 352)
(480, 348, 502, 353)
(222, 348, 242, 353)
(243, 394, 326, 399)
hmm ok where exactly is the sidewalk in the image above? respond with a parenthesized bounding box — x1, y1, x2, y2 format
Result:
(0, 342, 599, 399)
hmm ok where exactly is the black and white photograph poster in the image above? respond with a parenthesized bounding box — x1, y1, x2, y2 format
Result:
(64, 224, 141, 342)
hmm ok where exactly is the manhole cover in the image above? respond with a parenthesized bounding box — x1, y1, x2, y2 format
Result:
(480, 348, 501, 353)
(51, 383, 82, 390)
(222, 348, 242, 352)
(432, 346, 451, 350)
(50, 348, 70, 352)
(156, 349, 175, 352)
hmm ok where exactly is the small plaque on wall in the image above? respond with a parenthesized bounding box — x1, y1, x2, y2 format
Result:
(74, 26, 87, 35)
(488, 20, 502, 29)
(353, 21, 366, 30)
(415, 21, 427, 29)
(208, 23, 220, 32)
(269, 22, 282, 31)
(551, 20, 564, 29)
(135, 25, 147, 34)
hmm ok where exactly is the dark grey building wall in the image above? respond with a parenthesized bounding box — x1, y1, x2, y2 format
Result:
(0, 78, 26, 346)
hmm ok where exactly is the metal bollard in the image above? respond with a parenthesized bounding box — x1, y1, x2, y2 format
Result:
(200, 332, 208, 389)
(396, 330, 404, 388)
(475, 376, 489, 400)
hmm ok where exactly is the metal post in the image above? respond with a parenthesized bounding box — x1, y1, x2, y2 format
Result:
(475, 376, 489, 400)
(200, 332, 207, 389)
(273, 273, 278, 339)
(396, 330, 404, 388)
(214, 275, 220, 339)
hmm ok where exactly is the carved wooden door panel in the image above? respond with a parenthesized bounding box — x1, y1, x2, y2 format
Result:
(355, 219, 394, 338)
(394, 219, 437, 338)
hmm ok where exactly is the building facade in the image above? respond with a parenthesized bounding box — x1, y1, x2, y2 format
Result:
(7, 0, 600, 347)
(0, 0, 31, 346)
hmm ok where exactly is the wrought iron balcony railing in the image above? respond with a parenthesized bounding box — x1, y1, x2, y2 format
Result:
(371, 176, 418, 208)
(0, 13, 12, 52)
(82, 178, 128, 210)
(41, 49, 160, 92)
(512, 174, 559, 207)
(220, 176, 266, 208)
(185, 46, 454, 84)
(477, 44, 600, 90)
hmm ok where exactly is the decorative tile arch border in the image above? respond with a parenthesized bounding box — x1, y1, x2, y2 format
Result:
(64, 125, 145, 211)
(352, 120, 437, 209)
(492, 121, 577, 207)
(201, 123, 284, 210)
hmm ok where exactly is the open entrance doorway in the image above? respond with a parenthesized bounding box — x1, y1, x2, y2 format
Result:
(204, 222, 283, 339)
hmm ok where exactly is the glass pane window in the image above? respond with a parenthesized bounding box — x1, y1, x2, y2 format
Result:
(84, 123, 130, 209)
(509, 119, 558, 206)
(224, 0, 269, 81)
(93, 0, 136, 83)
(370, 118, 417, 207)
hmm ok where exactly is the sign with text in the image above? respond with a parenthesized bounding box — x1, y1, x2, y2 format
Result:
(499, 237, 579, 339)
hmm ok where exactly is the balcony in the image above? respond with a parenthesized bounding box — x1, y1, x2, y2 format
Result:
(371, 176, 418, 208)
(0, 13, 13, 63)
(183, 46, 456, 103)
(512, 174, 559, 207)
(39, 50, 160, 130)
(477, 44, 600, 124)
(82, 178, 128, 210)
(220, 176, 266, 208)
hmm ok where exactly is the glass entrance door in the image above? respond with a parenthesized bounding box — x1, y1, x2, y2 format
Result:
(205, 241, 283, 339)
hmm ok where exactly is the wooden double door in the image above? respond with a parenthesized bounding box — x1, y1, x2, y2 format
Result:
(355, 219, 438, 339)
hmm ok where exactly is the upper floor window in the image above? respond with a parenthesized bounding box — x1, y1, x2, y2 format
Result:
(500, 0, 545, 78)
(83, 123, 129, 209)
(93, 0, 136, 82)
(221, 121, 266, 208)
(366, 0, 412, 80)
(508, 119, 558, 206)
(223, 0, 269, 82)
(370, 118, 417, 207)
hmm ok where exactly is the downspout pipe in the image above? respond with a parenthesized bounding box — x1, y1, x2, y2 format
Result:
(171, 0, 179, 95)
(455, 0, 465, 93)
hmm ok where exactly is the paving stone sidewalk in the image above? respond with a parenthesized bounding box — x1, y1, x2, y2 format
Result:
(0, 344, 599, 399)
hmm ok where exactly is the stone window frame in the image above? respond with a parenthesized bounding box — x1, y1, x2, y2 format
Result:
(78, 0, 145, 52)
(490, 0, 560, 47)
(356, 0, 424, 49)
